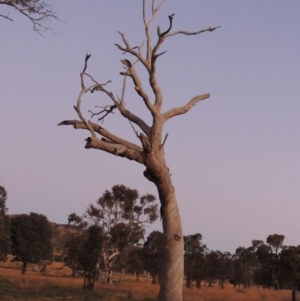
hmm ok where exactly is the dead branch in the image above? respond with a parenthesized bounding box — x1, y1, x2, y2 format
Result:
(163, 93, 210, 121)
(166, 26, 221, 38)
(82, 56, 152, 136)
(120, 59, 156, 115)
(95, 85, 152, 136)
(162, 133, 169, 147)
(75, 54, 96, 138)
(128, 121, 140, 139)
(58, 119, 143, 152)
(0, 12, 12, 21)
(161, 14, 174, 36)
(143, 0, 167, 63)
(88, 105, 117, 123)
(119, 76, 127, 108)
(150, 16, 219, 109)
(139, 133, 152, 154)
(115, 32, 149, 71)
(0, 0, 60, 35)
(75, 55, 152, 138)
(85, 136, 145, 164)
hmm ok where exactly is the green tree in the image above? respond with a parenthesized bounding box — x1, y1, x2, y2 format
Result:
(266, 234, 285, 255)
(184, 233, 207, 289)
(279, 245, 300, 290)
(69, 184, 158, 280)
(255, 243, 279, 289)
(143, 230, 164, 284)
(78, 225, 103, 290)
(10, 212, 52, 274)
(68, 213, 86, 228)
(0, 0, 59, 34)
(58, 1, 219, 299)
(231, 246, 257, 288)
(0, 186, 10, 261)
(64, 233, 86, 276)
(216, 251, 234, 289)
(255, 241, 280, 289)
(204, 250, 220, 287)
(126, 247, 144, 281)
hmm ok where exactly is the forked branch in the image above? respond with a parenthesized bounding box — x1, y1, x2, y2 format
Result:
(115, 32, 149, 71)
(88, 105, 117, 123)
(0, 12, 12, 21)
(58, 120, 143, 152)
(79, 55, 152, 137)
(143, 0, 167, 63)
(120, 59, 157, 115)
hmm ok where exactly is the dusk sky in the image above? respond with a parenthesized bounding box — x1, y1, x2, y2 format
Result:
(0, 1, 299, 253)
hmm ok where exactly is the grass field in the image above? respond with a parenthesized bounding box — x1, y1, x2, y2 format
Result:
(0, 258, 292, 301)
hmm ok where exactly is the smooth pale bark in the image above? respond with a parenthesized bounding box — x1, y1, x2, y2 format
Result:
(157, 186, 183, 300)
(143, 145, 183, 300)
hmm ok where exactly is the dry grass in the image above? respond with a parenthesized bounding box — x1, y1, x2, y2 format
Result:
(0, 257, 292, 301)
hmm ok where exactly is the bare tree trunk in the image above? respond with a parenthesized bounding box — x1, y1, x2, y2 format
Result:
(154, 175, 183, 301)
(186, 275, 191, 288)
(152, 274, 156, 284)
(83, 273, 94, 290)
(40, 260, 47, 275)
(21, 261, 27, 274)
(196, 278, 201, 289)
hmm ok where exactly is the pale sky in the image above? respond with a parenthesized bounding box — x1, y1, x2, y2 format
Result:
(0, 1, 299, 253)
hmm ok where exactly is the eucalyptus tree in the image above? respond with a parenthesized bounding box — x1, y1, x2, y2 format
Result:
(266, 234, 285, 255)
(59, 1, 219, 300)
(279, 245, 300, 290)
(184, 233, 207, 289)
(143, 230, 164, 284)
(0, 0, 59, 34)
(79, 225, 103, 290)
(232, 246, 257, 288)
(126, 246, 144, 281)
(10, 212, 53, 274)
(0, 186, 10, 261)
(68, 184, 158, 283)
(64, 233, 86, 277)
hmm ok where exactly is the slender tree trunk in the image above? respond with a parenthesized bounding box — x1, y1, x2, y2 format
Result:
(152, 274, 156, 284)
(196, 278, 201, 289)
(40, 261, 47, 275)
(21, 261, 27, 274)
(83, 273, 94, 290)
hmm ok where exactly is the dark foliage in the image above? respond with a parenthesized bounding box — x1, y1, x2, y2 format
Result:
(0, 186, 10, 261)
(10, 212, 52, 274)
(143, 231, 164, 284)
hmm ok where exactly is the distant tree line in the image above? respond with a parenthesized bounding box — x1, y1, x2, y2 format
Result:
(1, 184, 300, 292)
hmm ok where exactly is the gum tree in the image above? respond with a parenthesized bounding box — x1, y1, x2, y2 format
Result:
(59, 1, 219, 300)
(0, 186, 10, 261)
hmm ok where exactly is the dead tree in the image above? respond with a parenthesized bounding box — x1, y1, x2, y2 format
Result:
(58, 1, 219, 300)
